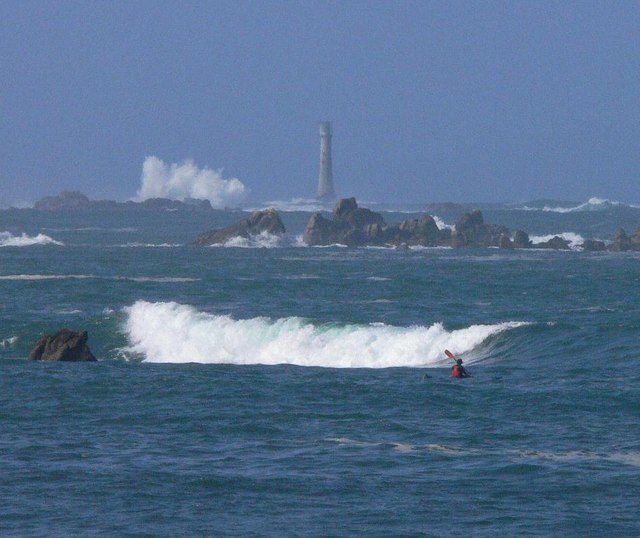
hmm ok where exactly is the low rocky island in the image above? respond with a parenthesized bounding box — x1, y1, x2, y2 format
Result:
(33, 191, 216, 212)
(29, 329, 97, 362)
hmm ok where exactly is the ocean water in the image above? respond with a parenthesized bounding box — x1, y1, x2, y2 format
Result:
(1, 206, 640, 536)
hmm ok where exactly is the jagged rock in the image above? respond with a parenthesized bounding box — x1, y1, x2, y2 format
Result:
(304, 198, 450, 247)
(499, 234, 514, 249)
(29, 329, 97, 362)
(451, 210, 509, 247)
(582, 239, 607, 252)
(535, 236, 571, 250)
(608, 228, 631, 251)
(513, 230, 532, 249)
(196, 209, 285, 245)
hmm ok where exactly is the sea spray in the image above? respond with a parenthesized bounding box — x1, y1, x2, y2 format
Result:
(122, 300, 529, 367)
(529, 232, 585, 249)
(0, 231, 63, 247)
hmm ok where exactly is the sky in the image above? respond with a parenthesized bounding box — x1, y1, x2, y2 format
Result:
(1, 1, 639, 207)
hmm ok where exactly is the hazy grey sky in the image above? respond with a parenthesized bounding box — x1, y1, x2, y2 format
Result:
(1, 1, 639, 206)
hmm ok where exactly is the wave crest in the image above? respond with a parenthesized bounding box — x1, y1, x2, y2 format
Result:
(122, 300, 529, 367)
(0, 231, 63, 247)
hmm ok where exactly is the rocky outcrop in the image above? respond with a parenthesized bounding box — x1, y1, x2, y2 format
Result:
(513, 230, 532, 249)
(29, 329, 97, 362)
(607, 228, 640, 251)
(303, 198, 451, 247)
(534, 236, 571, 250)
(450, 210, 509, 248)
(196, 209, 286, 245)
(582, 239, 607, 252)
(498, 234, 514, 249)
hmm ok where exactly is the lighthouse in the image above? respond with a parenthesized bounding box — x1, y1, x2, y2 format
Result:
(317, 122, 336, 201)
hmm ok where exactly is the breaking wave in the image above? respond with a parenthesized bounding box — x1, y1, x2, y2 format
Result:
(0, 336, 18, 347)
(529, 232, 585, 249)
(122, 300, 529, 367)
(0, 231, 63, 247)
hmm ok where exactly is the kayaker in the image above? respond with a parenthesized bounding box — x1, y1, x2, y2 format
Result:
(451, 358, 470, 378)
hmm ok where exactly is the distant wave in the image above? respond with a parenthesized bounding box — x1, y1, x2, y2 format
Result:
(44, 227, 137, 232)
(112, 243, 183, 248)
(209, 232, 305, 249)
(0, 231, 63, 247)
(0, 336, 18, 347)
(248, 198, 329, 213)
(517, 197, 638, 213)
(0, 274, 199, 282)
(529, 232, 585, 249)
(122, 300, 529, 367)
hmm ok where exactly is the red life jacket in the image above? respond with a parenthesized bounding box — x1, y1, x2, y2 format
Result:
(452, 364, 463, 378)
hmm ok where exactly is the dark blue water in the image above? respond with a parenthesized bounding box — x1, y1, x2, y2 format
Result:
(1, 207, 640, 535)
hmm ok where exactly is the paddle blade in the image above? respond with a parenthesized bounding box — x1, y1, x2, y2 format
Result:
(444, 349, 456, 360)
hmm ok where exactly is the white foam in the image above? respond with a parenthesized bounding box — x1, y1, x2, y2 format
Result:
(529, 232, 584, 249)
(0, 336, 18, 347)
(122, 300, 528, 367)
(0, 231, 63, 247)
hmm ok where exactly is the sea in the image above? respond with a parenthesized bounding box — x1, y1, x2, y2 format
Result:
(1, 197, 639, 536)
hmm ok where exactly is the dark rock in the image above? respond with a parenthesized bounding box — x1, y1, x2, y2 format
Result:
(582, 239, 607, 252)
(303, 213, 339, 246)
(451, 210, 509, 247)
(196, 208, 285, 245)
(608, 228, 631, 251)
(513, 230, 532, 249)
(535, 236, 571, 250)
(29, 329, 97, 362)
(499, 234, 514, 249)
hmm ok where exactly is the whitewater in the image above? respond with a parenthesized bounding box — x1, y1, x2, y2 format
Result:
(123, 300, 527, 367)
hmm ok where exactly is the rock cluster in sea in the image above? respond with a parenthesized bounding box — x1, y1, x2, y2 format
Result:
(195, 208, 286, 246)
(29, 329, 97, 362)
(194, 197, 640, 251)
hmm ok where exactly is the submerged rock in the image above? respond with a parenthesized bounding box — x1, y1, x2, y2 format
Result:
(196, 209, 286, 246)
(29, 329, 97, 362)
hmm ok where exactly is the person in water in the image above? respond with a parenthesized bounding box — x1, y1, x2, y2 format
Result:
(451, 358, 470, 378)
